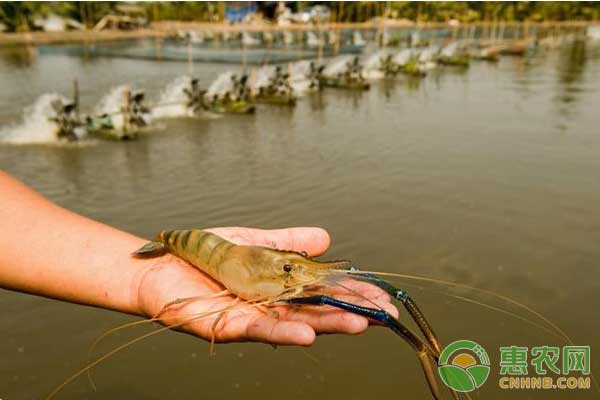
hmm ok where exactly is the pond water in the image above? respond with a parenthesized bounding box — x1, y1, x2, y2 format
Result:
(1, 40, 599, 400)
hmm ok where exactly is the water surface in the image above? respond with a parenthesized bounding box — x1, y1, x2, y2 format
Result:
(1, 41, 599, 399)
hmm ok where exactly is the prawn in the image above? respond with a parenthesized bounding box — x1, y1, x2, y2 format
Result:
(49, 228, 584, 399)
(130, 229, 456, 399)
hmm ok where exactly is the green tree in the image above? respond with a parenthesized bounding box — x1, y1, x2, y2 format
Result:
(1, 2, 599, 33)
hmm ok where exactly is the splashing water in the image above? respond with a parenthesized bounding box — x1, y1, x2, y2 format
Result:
(392, 49, 415, 67)
(362, 50, 390, 80)
(289, 61, 317, 96)
(205, 71, 238, 100)
(0, 94, 67, 144)
(249, 65, 277, 94)
(94, 85, 142, 131)
(440, 42, 460, 58)
(152, 76, 194, 119)
(322, 56, 353, 77)
(418, 46, 440, 63)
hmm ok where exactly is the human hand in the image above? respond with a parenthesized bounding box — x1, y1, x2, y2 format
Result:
(135, 227, 398, 346)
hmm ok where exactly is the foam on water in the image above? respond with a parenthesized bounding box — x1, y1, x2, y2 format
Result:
(0, 94, 66, 144)
(152, 75, 194, 119)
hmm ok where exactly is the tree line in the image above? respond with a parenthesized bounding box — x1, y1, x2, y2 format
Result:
(1, 2, 599, 32)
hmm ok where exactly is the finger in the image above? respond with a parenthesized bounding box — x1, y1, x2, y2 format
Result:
(206, 227, 331, 257)
(278, 294, 399, 334)
(244, 316, 316, 345)
(190, 311, 317, 346)
(281, 303, 369, 334)
(323, 279, 393, 303)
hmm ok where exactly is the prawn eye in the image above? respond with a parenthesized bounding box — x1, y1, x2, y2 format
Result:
(283, 264, 292, 273)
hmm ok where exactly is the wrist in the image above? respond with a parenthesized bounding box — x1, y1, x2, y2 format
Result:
(129, 252, 191, 317)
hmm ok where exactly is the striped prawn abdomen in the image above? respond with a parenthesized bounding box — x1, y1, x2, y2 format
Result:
(159, 229, 235, 279)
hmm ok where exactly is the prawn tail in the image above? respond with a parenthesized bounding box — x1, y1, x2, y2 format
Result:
(132, 241, 166, 257)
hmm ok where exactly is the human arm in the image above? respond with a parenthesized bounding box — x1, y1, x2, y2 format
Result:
(0, 171, 396, 345)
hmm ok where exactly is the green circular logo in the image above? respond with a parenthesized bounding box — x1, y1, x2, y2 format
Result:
(438, 340, 491, 392)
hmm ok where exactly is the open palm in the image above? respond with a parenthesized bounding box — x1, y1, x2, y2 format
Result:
(135, 227, 398, 346)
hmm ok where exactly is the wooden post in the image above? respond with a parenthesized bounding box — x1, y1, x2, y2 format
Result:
(317, 21, 323, 63)
(73, 79, 79, 119)
(499, 21, 505, 44)
(242, 41, 247, 72)
(377, 16, 383, 47)
(122, 87, 130, 134)
(187, 39, 193, 75)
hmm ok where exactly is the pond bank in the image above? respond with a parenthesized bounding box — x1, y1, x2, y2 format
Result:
(0, 28, 167, 46)
(0, 20, 595, 47)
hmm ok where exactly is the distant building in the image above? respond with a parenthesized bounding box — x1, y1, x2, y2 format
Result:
(225, 2, 258, 24)
(35, 14, 67, 32)
(94, 4, 147, 31)
(32, 14, 84, 32)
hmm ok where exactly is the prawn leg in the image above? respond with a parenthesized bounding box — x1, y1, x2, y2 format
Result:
(347, 268, 469, 400)
(152, 289, 231, 319)
(287, 295, 442, 400)
(348, 267, 442, 356)
(210, 297, 240, 356)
